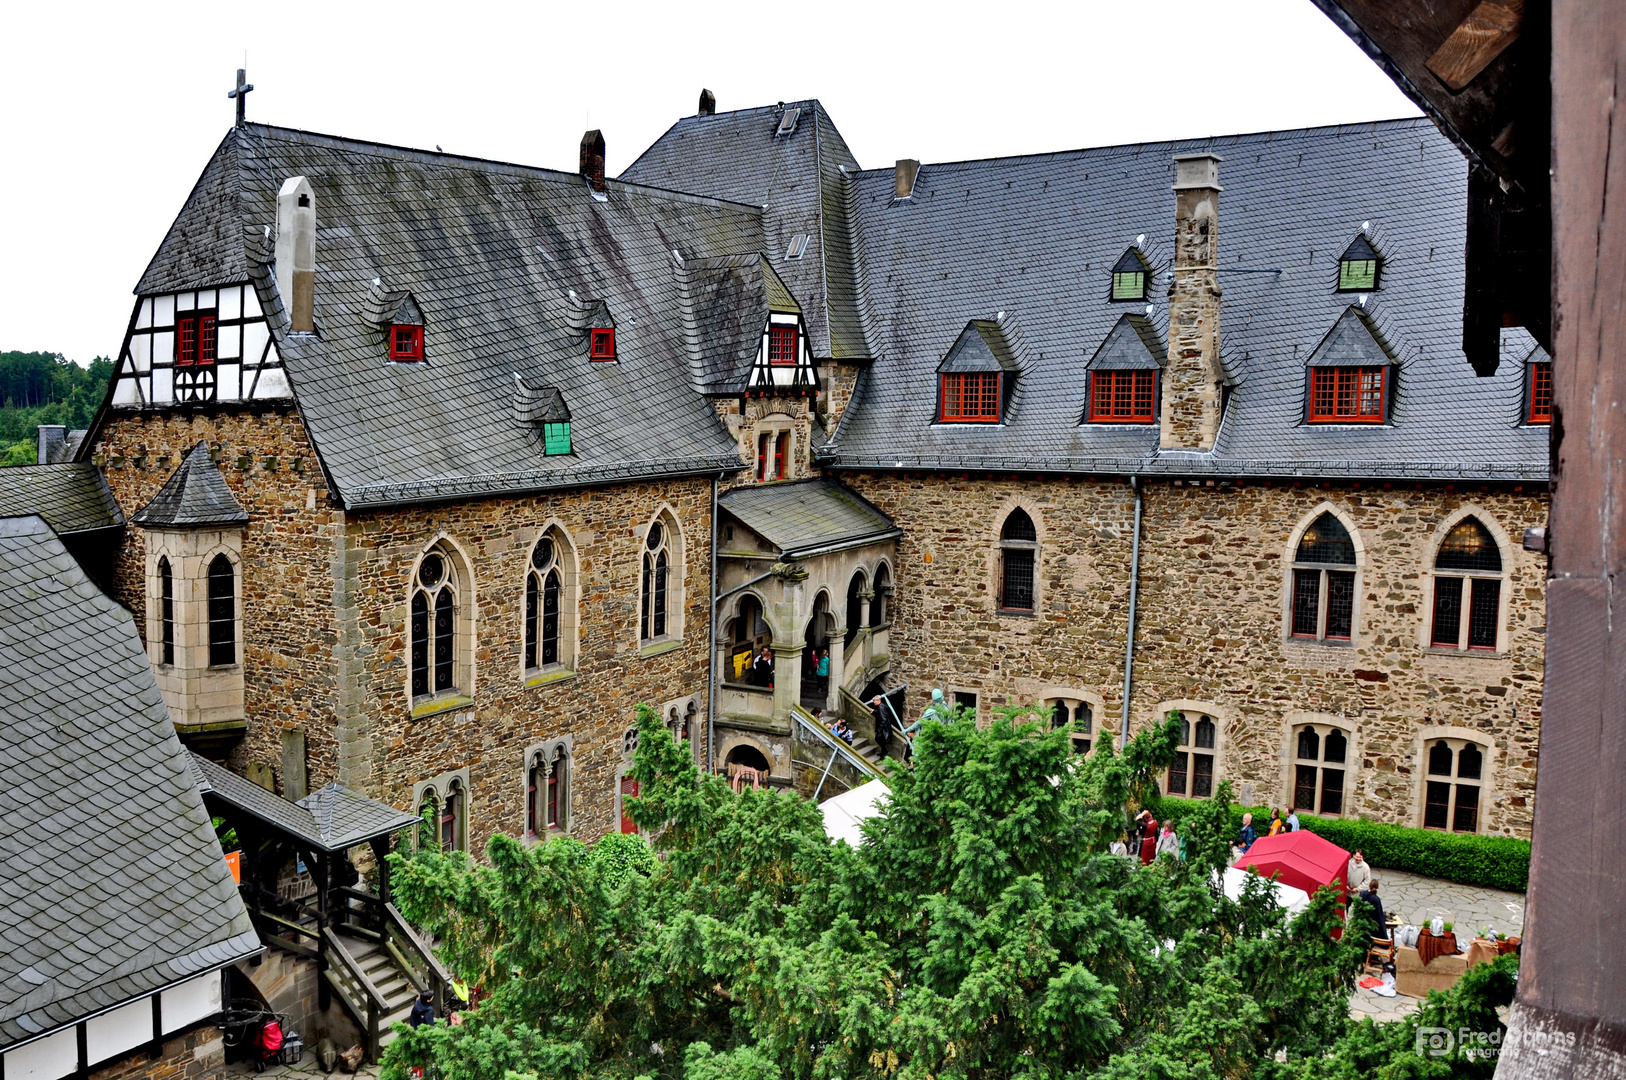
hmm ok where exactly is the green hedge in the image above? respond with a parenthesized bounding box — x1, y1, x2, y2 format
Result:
(1147, 795, 1529, 893)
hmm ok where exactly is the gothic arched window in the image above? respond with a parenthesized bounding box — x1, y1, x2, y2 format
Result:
(440, 778, 465, 852)
(1291, 513, 1357, 642)
(526, 744, 570, 837)
(411, 546, 463, 699)
(641, 519, 671, 642)
(1430, 517, 1505, 651)
(1424, 737, 1486, 832)
(207, 554, 236, 666)
(1292, 724, 1349, 815)
(157, 556, 175, 666)
(525, 535, 563, 671)
(999, 509, 1037, 613)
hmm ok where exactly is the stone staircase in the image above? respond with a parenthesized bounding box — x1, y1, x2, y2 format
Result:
(846, 733, 892, 774)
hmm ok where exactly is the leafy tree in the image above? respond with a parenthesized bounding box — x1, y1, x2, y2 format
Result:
(384, 705, 1386, 1080)
(0, 351, 112, 464)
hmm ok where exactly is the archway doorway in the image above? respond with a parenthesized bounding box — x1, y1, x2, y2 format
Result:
(802, 592, 833, 709)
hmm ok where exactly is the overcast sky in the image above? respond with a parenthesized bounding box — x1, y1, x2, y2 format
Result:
(0, 0, 1417, 367)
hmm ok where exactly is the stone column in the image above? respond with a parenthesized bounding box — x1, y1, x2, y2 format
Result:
(826, 620, 847, 713)
(772, 642, 804, 719)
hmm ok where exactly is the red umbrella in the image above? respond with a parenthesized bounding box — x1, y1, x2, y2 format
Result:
(1233, 829, 1352, 905)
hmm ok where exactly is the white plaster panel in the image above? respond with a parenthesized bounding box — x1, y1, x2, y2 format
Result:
(138, 297, 153, 328)
(5, 1026, 78, 1080)
(113, 376, 141, 405)
(151, 367, 173, 404)
(153, 331, 173, 366)
(769, 313, 799, 325)
(242, 289, 262, 319)
(153, 294, 174, 325)
(217, 325, 240, 360)
(196, 289, 216, 310)
(217, 363, 240, 401)
(176, 291, 195, 312)
(130, 335, 150, 372)
(160, 971, 221, 1033)
(254, 367, 291, 399)
(243, 322, 269, 364)
(219, 286, 241, 322)
(86, 997, 151, 1064)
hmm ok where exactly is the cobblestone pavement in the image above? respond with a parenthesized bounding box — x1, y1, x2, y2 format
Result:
(226, 1054, 379, 1080)
(1345, 866, 1526, 1024)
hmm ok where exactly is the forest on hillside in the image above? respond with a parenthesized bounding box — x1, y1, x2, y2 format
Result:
(0, 351, 112, 466)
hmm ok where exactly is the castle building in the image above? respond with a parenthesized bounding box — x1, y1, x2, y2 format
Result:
(78, 94, 1548, 850)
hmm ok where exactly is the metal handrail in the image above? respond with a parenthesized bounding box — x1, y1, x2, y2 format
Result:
(791, 705, 887, 786)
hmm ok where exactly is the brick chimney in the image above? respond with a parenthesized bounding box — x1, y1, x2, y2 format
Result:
(580, 130, 606, 192)
(895, 159, 920, 199)
(1161, 152, 1223, 450)
(275, 176, 316, 333)
(698, 88, 716, 116)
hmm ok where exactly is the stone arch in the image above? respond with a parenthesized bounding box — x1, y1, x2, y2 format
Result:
(1419, 505, 1515, 654)
(844, 566, 869, 649)
(1281, 501, 1366, 646)
(638, 505, 687, 645)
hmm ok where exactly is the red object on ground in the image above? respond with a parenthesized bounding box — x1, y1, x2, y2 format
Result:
(1232, 829, 1352, 905)
(258, 1019, 283, 1055)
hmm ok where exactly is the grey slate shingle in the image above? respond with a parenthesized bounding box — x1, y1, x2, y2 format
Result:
(719, 478, 900, 557)
(189, 753, 418, 852)
(0, 516, 257, 1050)
(0, 464, 125, 536)
(130, 443, 250, 528)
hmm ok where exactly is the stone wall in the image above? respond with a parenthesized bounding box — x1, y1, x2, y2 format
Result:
(840, 470, 1546, 836)
(88, 1022, 224, 1080)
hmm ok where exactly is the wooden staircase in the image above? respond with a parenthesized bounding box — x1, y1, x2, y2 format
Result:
(321, 895, 456, 1062)
(329, 931, 420, 1048)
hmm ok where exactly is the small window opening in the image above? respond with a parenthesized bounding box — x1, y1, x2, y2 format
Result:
(1336, 235, 1382, 292)
(1528, 360, 1553, 424)
(1110, 249, 1150, 301)
(390, 324, 424, 362)
(940, 372, 1001, 423)
(590, 328, 616, 360)
(543, 421, 572, 456)
(176, 312, 219, 367)
(1309, 366, 1387, 423)
(1089, 369, 1156, 423)
(769, 325, 798, 365)
(786, 234, 810, 260)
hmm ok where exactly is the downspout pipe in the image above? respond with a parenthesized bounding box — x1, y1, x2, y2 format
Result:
(708, 475, 721, 775)
(1120, 475, 1143, 750)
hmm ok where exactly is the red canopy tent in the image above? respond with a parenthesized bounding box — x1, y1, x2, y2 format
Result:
(1233, 829, 1351, 905)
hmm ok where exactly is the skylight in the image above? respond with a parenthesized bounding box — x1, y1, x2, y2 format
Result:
(1110, 249, 1149, 301)
(1337, 234, 1381, 292)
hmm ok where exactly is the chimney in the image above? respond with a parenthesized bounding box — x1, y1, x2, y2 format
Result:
(698, 88, 716, 116)
(580, 129, 606, 192)
(36, 425, 65, 464)
(1161, 152, 1223, 450)
(275, 176, 316, 333)
(895, 159, 920, 199)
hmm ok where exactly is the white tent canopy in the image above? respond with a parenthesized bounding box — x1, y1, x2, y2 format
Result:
(1220, 865, 1311, 918)
(819, 780, 889, 846)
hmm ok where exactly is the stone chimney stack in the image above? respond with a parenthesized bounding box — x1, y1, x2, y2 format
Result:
(698, 88, 716, 116)
(895, 159, 920, 199)
(580, 130, 606, 192)
(1162, 152, 1224, 450)
(275, 176, 316, 333)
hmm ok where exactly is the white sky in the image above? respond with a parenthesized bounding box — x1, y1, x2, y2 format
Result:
(0, 0, 1417, 367)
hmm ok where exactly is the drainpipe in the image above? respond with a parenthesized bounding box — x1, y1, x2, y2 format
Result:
(1120, 476, 1143, 750)
(708, 474, 721, 775)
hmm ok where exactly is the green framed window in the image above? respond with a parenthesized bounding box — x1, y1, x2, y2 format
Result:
(1111, 271, 1146, 301)
(543, 421, 572, 456)
(1338, 259, 1378, 291)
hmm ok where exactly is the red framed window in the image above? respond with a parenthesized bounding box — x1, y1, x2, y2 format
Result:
(1308, 366, 1387, 423)
(769, 325, 798, 365)
(619, 775, 639, 834)
(756, 432, 789, 481)
(390, 324, 424, 362)
(1088, 369, 1156, 422)
(590, 328, 616, 360)
(176, 312, 218, 367)
(1528, 361, 1553, 424)
(939, 372, 1001, 423)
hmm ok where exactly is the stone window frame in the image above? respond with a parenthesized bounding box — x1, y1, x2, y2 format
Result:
(637, 506, 687, 653)
(413, 768, 471, 853)
(751, 412, 798, 483)
(1413, 725, 1496, 835)
(992, 501, 1043, 619)
(1282, 714, 1357, 819)
(522, 736, 573, 840)
(870, 559, 895, 628)
(407, 535, 478, 718)
(719, 733, 776, 781)
(146, 539, 244, 673)
(520, 522, 580, 686)
(1281, 502, 1366, 648)
(1154, 699, 1228, 799)
(1419, 506, 1514, 657)
(1039, 686, 1105, 756)
(661, 694, 701, 760)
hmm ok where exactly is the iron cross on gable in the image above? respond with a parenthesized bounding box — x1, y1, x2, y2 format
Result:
(227, 68, 254, 127)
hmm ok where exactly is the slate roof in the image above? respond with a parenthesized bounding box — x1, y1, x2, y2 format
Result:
(719, 478, 900, 558)
(0, 516, 258, 1050)
(676, 253, 808, 394)
(189, 753, 417, 852)
(136, 124, 762, 508)
(0, 463, 125, 536)
(623, 101, 877, 361)
(636, 109, 1549, 482)
(131, 443, 250, 528)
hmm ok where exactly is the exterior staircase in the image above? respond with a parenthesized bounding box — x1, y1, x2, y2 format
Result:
(329, 930, 420, 1049)
(322, 895, 456, 1061)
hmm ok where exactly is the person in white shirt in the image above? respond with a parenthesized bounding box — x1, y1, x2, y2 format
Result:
(1348, 850, 1372, 894)
(1285, 810, 1301, 832)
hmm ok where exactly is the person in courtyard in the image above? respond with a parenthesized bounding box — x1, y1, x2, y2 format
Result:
(831, 716, 854, 745)
(751, 646, 774, 688)
(1285, 808, 1301, 832)
(922, 687, 953, 724)
(1109, 834, 1130, 857)
(1137, 810, 1159, 865)
(1157, 818, 1180, 859)
(1357, 878, 1390, 941)
(1348, 850, 1372, 894)
(1237, 812, 1259, 853)
(871, 695, 893, 755)
(409, 990, 436, 1028)
(1267, 808, 1284, 836)
(815, 648, 830, 693)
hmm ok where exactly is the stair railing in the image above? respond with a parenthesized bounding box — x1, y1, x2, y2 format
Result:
(385, 902, 456, 1016)
(322, 927, 391, 1062)
(791, 704, 887, 791)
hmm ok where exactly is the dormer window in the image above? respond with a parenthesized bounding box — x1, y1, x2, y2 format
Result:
(176, 311, 218, 367)
(769, 325, 798, 365)
(1337, 235, 1381, 292)
(590, 328, 616, 361)
(1110, 249, 1150, 301)
(390, 324, 424, 362)
(543, 421, 572, 456)
(940, 372, 1002, 423)
(1309, 366, 1387, 423)
(1089, 370, 1156, 423)
(1527, 359, 1553, 424)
